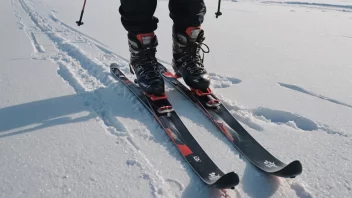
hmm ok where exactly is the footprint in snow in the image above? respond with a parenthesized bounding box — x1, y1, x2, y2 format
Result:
(221, 98, 346, 136)
(252, 107, 347, 137)
(209, 72, 242, 88)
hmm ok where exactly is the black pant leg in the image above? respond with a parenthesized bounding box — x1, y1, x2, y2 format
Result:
(119, 0, 158, 34)
(169, 0, 206, 32)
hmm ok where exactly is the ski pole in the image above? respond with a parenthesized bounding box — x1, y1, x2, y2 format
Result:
(215, 0, 222, 18)
(76, 0, 87, 26)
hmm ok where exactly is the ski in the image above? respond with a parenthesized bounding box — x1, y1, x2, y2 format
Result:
(110, 63, 239, 189)
(159, 64, 303, 178)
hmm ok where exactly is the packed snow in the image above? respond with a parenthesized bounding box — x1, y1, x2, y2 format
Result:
(1, 0, 351, 197)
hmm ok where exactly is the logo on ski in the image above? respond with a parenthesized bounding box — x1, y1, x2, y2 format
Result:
(194, 156, 201, 162)
(264, 160, 278, 168)
(208, 172, 221, 180)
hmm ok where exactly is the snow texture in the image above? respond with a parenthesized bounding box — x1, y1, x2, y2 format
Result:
(0, 0, 352, 197)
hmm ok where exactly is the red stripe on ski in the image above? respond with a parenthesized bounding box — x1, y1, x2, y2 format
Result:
(216, 122, 234, 142)
(176, 144, 193, 157)
(186, 26, 201, 38)
(165, 128, 193, 156)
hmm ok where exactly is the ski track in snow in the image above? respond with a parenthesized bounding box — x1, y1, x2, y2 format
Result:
(208, 73, 242, 88)
(288, 180, 314, 198)
(29, 31, 45, 53)
(10, 0, 45, 54)
(278, 82, 352, 109)
(253, 107, 348, 136)
(263, 1, 352, 12)
(51, 38, 172, 198)
(15, 0, 177, 197)
(48, 12, 111, 49)
(13, 0, 334, 196)
(10, 0, 24, 29)
(218, 97, 347, 137)
(156, 62, 346, 137)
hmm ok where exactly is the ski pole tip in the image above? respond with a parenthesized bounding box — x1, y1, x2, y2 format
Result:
(76, 21, 84, 26)
(215, 11, 222, 18)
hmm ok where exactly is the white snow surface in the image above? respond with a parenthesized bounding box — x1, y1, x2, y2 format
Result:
(1, 0, 351, 197)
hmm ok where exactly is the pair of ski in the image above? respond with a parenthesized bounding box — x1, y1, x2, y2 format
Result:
(110, 63, 302, 189)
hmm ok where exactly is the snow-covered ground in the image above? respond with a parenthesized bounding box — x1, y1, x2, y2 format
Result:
(1, 0, 351, 197)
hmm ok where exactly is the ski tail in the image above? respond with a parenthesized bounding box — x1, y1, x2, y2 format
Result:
(211, 172, 239, 189)
(270, 160, 302, 178)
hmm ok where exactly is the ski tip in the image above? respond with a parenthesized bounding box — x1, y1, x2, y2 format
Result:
(211, 172, 240, 189)
(273, 160, 303, 178)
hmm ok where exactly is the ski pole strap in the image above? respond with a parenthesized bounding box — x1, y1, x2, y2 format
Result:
(76, 0, 87, 26)
(215, 0, 222, 18)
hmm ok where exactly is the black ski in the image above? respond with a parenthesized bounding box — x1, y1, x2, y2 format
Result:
(159, 64, 303, 178)
(110, 63, 239, 189)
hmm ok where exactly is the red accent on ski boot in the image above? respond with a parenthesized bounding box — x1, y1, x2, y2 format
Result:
(185, 26, 201, 38)
(136, 32, 155, 44)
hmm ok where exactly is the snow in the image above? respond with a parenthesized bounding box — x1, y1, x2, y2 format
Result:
(1, 0, 351, 197)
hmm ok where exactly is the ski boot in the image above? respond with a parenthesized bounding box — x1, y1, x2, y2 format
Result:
(172, 26, 211, 95)
(128, 32, 165, 99)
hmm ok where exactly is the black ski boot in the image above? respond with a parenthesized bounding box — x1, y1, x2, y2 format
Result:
(128, 32, 165, 96)
(172, 27, 210, 91)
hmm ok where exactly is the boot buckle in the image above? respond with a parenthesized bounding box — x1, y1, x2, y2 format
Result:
(129, 64, 135, 74)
